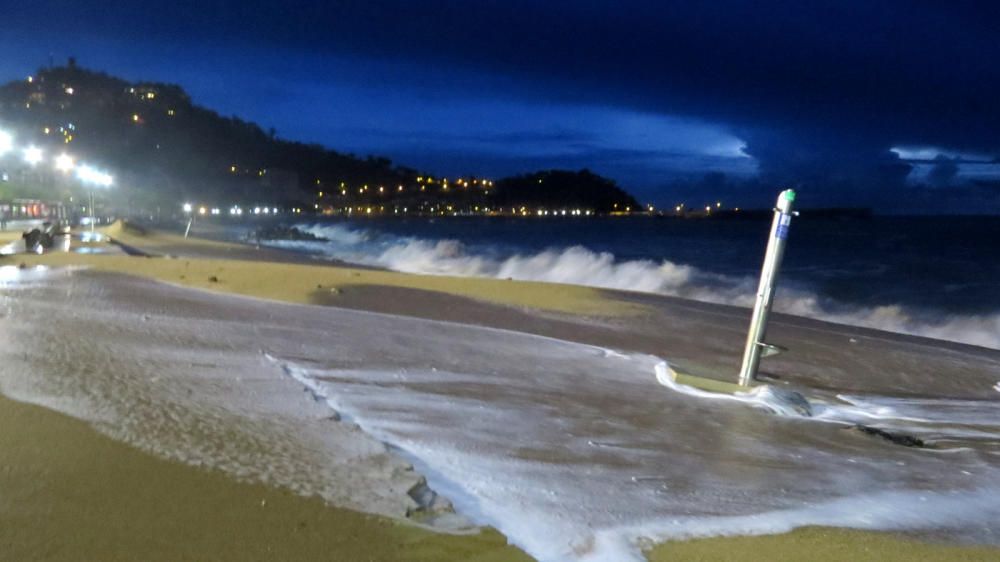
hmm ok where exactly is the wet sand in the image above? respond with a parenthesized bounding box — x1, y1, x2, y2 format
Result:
(0, 393, 524, 561)
(2, 222, 999, 560)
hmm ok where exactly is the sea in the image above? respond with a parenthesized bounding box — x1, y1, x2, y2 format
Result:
(235, 214, 1000, 349)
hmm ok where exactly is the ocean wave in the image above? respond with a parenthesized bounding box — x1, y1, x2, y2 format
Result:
(270, 223, 1000, 350)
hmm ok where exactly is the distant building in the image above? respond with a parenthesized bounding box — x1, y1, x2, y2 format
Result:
(1, 199, 66, 221)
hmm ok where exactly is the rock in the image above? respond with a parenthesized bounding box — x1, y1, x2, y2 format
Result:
(406, 479, 454, 515)
(847, 424, 927, 448)
(208, 275, 219, 283)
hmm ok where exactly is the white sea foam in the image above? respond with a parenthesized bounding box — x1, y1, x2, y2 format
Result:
(270, 223, 1000, 350)
(277, 356, 1000, 562)
(4, 267, 998, 562)
(656, 361, 1000, 442)
(654, 361, 813, 417)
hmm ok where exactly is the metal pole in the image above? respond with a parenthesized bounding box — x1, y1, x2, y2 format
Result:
(89, 188, 95, 234)
(738, 189, 796, 387)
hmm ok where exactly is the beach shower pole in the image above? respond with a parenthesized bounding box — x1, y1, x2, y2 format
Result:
(737, 189, 796, 387)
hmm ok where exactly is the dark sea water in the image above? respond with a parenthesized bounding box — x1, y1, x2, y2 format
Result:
(245, 215, 1000, 349)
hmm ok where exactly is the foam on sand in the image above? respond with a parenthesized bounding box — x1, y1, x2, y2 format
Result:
(3, 268, 999, 562)
(277, 358, 1000, 561)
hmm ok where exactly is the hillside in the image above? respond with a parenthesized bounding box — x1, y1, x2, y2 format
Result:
(0, 60, 640, 216)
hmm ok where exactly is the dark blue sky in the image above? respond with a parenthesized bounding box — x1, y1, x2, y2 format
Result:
(2, 1, 999, 211)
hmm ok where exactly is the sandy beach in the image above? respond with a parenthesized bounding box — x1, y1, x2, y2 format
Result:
(1, 222, 998, 561)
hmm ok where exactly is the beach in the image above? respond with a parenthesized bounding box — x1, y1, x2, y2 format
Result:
(1, 222, 999, 561)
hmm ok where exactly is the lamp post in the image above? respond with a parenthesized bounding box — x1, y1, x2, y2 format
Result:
(182, 203, 194, 237)
(89, 187, 96, 233)
(75, 165, 113, 233)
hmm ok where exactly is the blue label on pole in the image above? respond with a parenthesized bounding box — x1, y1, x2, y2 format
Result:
(776, 213, 791, 239)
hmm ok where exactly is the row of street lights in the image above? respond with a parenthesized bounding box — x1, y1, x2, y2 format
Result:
(0, 128, 115, 231)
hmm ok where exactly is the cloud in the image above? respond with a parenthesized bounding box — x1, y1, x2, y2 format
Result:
(928, 156, 960, 187)
(4, 1, 1000, 209)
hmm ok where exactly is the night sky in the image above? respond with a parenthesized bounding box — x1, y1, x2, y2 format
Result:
(3, 1, 999, 212)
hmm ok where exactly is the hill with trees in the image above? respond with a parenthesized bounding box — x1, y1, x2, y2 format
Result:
(0, 60, 641, 217)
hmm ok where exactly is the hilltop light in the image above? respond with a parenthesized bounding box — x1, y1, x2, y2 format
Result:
(55, 153, 75, 172)
(23, 146, 43, 166)
(132, 114, 140, 122)
(0, 130, 13, 155)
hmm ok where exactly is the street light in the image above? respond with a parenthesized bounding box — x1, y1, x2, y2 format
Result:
(76, 164, 113, 233)
(55, 153, 75, 173)
(0, 130, 12, 156)
(23, 146, 43, 166)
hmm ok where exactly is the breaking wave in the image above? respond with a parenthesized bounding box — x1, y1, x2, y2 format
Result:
(265, 223, 1000, 350)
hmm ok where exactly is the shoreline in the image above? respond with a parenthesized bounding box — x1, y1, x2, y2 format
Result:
(1, 223, 999, 560)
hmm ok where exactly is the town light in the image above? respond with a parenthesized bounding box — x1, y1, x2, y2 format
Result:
(0, 130, 13, 155)
(55, 153, 75, 172)
(76, 165, 113, 187)
(23, 146, 43, 166)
